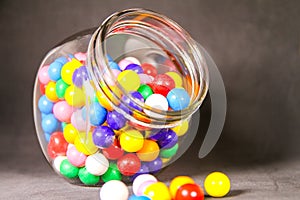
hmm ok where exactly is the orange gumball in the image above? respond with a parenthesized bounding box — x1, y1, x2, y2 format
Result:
(137, 140, 160, 162)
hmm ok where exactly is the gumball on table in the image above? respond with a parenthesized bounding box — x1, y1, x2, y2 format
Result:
(100, 180, 129, 200)
(129, 195, 151, 200)
(204, 172, 231, 198)
(175, 183, 204, 200)
(143, 181, 171, 200)
(170, 176, 195, 199)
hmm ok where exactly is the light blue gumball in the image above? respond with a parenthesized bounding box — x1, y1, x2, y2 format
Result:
(128, 195, 151, 200)
(38, 95, 54, 114)
(167, 88, 191, 111)
(55, 56, 68, 65)
(82, 102, 107, 126)
(42, 114, 59, 133)
(48, 61, 63, 81)
(109, 61, 121, 70)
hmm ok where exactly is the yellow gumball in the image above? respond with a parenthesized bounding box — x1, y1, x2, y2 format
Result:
(169, 176, 195, 199)
(61, 59, 82, 85)
(117, 70, 140, 92)
(119, 130, 144, 152)
(63, 123, 78, 144)
(96, 86, 122, 111)
(171, 120, 189, 137)
(74, 132, 98, 155)
(45, 81, 59, 102)
(204, 172, 231, 197)
(65, 85, 85, 108)
(144, 182, 171, 200)
(166, 71, 183, 87)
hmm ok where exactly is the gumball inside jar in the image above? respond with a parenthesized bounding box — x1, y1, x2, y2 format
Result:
(33, 8, 209, 186)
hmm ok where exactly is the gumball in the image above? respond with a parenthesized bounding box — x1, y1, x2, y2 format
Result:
(55, 79, 69, 99)
(72, 66, 88, 88)
(92, 126, 115, 148)
(53, 101, 73, 122)
(64, 85, 85, 108)
(60, 159, 79, 179)
(157, 129, 178, 149)
(146, 157, 162, 173)
(101, 163, 122, 182)
(74, 132, 98, 155)
(166, 71, 182, 87)
(118, 59, 133, 70)
(141, 63, 157, 77)
(139, 74, 154, 84)
(167, 88, 191, 111)
(175, 183, 204, 200)
(47, 132, 68, 159)
(144, 94, 168, 118)
(63, 123, 78, 144)
(44, 132, 51, 142)
(133, 174, 157, 196)
(128, 91, 144, 111)
(109, 61, 121, 70)
(78, 167, 100, 185)
(119, 130, 144, 152)
(171, 120, 189, 136)
(61, 58, 82, 85)
(45, 81, 59, 102)
(125, 63, 144, 74)
(129, 195, 151, 200)
(96, 85, 122, 111)
(102, 142, 124, 160)
(71, 109, 86, 131)
(66, 145, 87, 167)
(170, 176, 195, 199)
(85, 153, 109, 176)
(42, 114, 59, 133)
(106, 54, 114, 62)
(55, 56, 68, 65)
(117, 153, 141, 176)
(124, 56, 141, 65)
(82, 102, 107, 126)
(117, 70, 140, 92)
(131, 163, 150, 180)
(38, 95, 54, 114)
(137, 140, 160, 162)
(103, 69, 121, 86)
(160, 143, 179, 158)
(40, 83, 46, 94)
(52, 155, 67, 173)
(148, 84, 170, 97)
(204, 172, 231, 197)
(106, 110, 127, 130)
(152, 74, 175, 90)
(38, 65, 50, 85)
(100, 180, 129, 200)
(48, 61, 63, 81)
(143, 182, 171, 200)
(138, 84, 153, 100)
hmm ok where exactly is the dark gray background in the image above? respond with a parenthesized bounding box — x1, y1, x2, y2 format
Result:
(0, 0, 299, 199)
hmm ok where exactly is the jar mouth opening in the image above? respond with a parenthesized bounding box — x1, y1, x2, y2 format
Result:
(87, 8, 209, 128)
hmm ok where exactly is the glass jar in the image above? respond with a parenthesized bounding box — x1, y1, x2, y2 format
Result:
(33, 8, 209, 186)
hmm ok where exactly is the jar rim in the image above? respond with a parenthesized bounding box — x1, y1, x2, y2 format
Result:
(87, 8, 209, 128)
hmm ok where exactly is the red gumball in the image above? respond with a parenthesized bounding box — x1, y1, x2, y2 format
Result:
(102, 143, 124, 160)
(47, 132, 68, 159)
(148, 83, 170, 97)
(175, 183, 204, 200)
(152, 74, 175, 89)
(141, 63, 158, 77)
(117, 153, 141, 176)
(39, 83, 46, 95)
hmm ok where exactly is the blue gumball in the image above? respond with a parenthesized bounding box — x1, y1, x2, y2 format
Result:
(42, 114, 59, 133)
(157, 129, 178, 149)
(44, 132, 51, 143)
(129, 195, 151, 200)
(48, 61, 63, 81)
(82, 102, 107, 126)
(55, 56, 68, 65)
(166, 88, 191, 111)
(38, 95, 54, 114)
(109, 61, 121, 70)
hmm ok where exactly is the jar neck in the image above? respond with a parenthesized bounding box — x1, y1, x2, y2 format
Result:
(86, 8, 209, 128)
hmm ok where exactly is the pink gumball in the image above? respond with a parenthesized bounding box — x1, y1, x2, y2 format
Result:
(118, 59, 133, 70)
(139, 74, 154, 84)
(66, 145, 87, 167)
(71, 109, 86, 131)
(53, 101, 73, 123)
(38, 65, 50, 85)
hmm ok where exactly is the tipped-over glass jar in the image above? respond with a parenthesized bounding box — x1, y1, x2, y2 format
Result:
(33, 8, 209, 186)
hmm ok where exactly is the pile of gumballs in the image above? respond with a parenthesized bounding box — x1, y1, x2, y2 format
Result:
(36, 51, 192, 186)
(100, 172, 231, 200)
